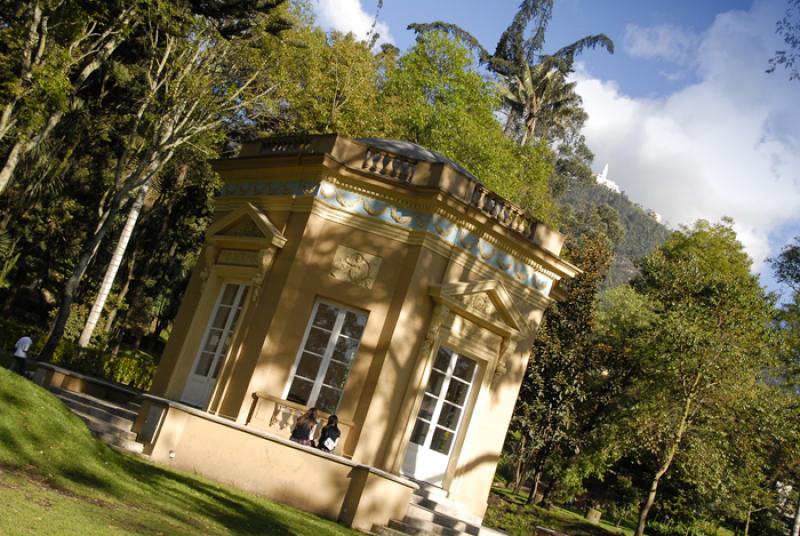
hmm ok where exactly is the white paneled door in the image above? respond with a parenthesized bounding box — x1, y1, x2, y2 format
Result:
(402, 347, 477, 486)
(181, 283, 249, 408)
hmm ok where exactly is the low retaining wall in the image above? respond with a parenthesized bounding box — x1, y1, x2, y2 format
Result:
(136, 396, 417, 531)
(33, 362, 141, 406)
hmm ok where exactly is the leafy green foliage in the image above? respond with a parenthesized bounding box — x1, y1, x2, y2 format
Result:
(380, 31, 558, 224)
(768, 0, 800, 81)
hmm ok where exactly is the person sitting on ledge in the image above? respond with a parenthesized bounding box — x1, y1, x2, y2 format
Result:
(290, 407, 318, 446)
(317, 415, 341, 453)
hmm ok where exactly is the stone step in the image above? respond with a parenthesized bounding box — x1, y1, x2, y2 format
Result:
(95, 431, 145, 454)
(412, 482, 449, 500)
(389, 518, 465, 536)
(371, 526, 412, 536)
(405, 504, 480, 535)
(70, 409, 137, 441)
(409, 494, 483, 527)
(56, 395, 138, 429)
(51, 388, 139, 421)
(50, 388, 145, 455)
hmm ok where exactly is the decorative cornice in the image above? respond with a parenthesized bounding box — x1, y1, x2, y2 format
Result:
(218, 177, 564, 298)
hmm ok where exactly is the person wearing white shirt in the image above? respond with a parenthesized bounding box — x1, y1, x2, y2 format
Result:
(10, 335, 32, 376)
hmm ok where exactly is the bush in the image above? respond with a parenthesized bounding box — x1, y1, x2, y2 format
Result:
(51, 342, 157, 391)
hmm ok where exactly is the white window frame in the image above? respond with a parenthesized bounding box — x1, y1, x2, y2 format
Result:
(282, 299, 368, 412)
(411, 347, 477, 456)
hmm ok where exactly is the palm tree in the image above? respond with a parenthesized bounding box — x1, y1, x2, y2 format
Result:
(496, 60, 584, 146)
(409, 0, 613, 146)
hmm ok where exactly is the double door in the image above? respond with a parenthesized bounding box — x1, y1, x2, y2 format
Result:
(402, 347, 477, 486)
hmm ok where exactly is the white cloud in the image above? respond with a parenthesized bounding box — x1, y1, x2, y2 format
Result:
(576, 0, 800, 274)
(313, 0, 394, 46)
(623, 23, 701, 65)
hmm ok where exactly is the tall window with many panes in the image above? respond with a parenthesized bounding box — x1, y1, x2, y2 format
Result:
(284, 301, 368, 414)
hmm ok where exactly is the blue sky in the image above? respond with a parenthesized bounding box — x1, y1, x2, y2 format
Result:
(312, 1, 800, 293)
(377, 0, 751, 97)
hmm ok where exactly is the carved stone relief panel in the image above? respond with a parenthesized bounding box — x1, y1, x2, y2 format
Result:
(461, 292, 497, 319)
(329, 246, 382, 289)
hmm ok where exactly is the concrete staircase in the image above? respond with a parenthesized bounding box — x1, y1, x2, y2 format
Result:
(373, 483, 488, 536)
(51, 388, 144, 454)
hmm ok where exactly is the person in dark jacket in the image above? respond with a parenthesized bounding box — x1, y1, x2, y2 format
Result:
(290, 407, 318, 446)
(317, 415, 341, 453)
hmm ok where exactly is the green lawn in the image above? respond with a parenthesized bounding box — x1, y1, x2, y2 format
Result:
(484, 486, 634, 536)
(0, 368, 360, 535)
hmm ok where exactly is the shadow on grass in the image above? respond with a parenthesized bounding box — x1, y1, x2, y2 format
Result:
(486, 486, 627, 536)
(0, 370, 331, 536)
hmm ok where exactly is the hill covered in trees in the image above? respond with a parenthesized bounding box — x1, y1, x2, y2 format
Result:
(559, 179, 671, 287)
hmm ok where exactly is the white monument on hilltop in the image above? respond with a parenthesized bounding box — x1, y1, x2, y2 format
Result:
(595, 164, 621, 194)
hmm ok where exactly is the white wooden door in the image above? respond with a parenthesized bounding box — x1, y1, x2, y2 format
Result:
(181, 283, 248, 408)
(402, 347, 477, 486)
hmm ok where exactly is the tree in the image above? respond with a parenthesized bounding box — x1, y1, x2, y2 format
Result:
(409, 0, 612, 146)
(511, 232, 613, 504)
(380, 31, 558, 224)
(618, 220, 776, 536)
(0, 0, 137, 195)
(768, 0, 800, 81)
(41, 10, 281, 359)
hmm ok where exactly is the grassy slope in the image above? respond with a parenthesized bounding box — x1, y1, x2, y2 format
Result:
(0, 369, 359, 536)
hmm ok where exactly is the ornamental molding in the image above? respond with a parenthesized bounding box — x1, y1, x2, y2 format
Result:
(216, 178, 560, 295)
(329, 246, 382, 289)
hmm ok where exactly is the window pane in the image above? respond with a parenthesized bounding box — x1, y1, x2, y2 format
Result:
(211, 307, 231, 329)
(313, 303, 338, 330)
(425, 371, 445, 396)
(220, 332, 234, 354)
(231, 306, 244, 327)
(341, 311, 367, 338)
(204, 329, 223, 353)
(446, 379, 469, 406)
(410, 420, 430, 445)
(194, 352, 215, 376)
(418, 394, 437, 421)
(430, 428, 455, 454)
(437, 402, 462, 430)
(287, 377, 314, 405)
(296, 352, 322, 380)
(332, 336, 360, 363)
(221, 284, 239, 306)
(304, 327, 331, 356)
(211, 355, 226, 379)
(324, 360, 349, 390)
(433, 348, 452, 372)
(316, 386, 342, 414)
(452, 357, 476, 381)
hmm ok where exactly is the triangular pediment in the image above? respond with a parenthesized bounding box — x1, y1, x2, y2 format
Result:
(430, 280, 528, 337)
(206, 203, 286, 248)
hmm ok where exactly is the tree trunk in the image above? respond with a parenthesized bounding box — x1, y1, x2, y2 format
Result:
(520, 110, 537, 147)
(512, 434, 527, 492)
(527, 471, 541, 505)
(743, 505, 751, 536)
(103, 252, 137, 334)
(0, 141, 24, 195)
(79, 183, 149, 347)
(635, 388, 696, 536)
(38, 194, 129, 361)
(791, 492, 800, 536)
